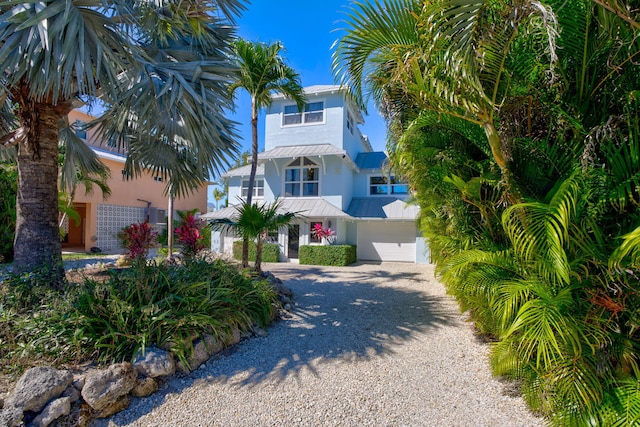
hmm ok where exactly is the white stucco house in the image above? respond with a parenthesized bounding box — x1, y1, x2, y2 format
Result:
(203, 85, 428, 263)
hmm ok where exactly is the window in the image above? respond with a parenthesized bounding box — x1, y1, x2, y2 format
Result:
(369, 175, 409, 196)
(266, 230, 278, 243)
(75, 120, 87, 139)
(285, 157, 319, 197)
(282, 102, 324, 126)
(346, 111, 354, 135)
(241, 179, 264, 198)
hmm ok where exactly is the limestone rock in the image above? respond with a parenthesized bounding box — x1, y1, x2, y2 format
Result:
(133, 347, 175, 378)
(92, 395, 130, 419)
(131, 377, 158, 398)
(253, 326, 268, 337)
(203, 334, 223, 355)
(4, 367, 72, 413)
(224, 328, 241, 347)
(61, 386, 80, 403)
(0, 405, 23, 427)
(31, 396, 71, 427)
(177, 339, 209, 374)
(81, 363, 136, 411)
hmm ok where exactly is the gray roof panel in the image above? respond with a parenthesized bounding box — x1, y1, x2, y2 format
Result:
(354, 152, 388, 170)
(347, 197, 419, 220)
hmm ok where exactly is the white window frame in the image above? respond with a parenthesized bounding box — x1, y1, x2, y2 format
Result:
(284, 157, 320, 197)
(368, 174, 409, 196)
(282, 100, 325, 127)
(241, 179, 264, 199)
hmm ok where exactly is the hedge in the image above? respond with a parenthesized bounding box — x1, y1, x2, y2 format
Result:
(299, 245, 357, 266)
(232, 240, 280, 263)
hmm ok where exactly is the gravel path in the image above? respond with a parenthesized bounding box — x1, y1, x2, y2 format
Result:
(95, 262, 543, 427)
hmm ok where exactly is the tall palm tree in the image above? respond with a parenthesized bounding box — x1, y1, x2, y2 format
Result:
(0, 0, 243, 279)
(229, 38, 306, 266)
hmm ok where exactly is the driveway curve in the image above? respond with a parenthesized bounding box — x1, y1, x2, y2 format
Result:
(96, 262, 543, 427)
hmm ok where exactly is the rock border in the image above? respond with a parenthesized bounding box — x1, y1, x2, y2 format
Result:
(0, 272, 292, 427)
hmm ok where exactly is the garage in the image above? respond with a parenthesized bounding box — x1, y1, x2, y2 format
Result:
(357, 221, 416, 262)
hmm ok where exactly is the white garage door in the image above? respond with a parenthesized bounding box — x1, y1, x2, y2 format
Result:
(357, 222, 416, 262)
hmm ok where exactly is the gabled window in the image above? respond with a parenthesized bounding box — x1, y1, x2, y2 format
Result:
(282, 102, 324, 126)
(241, 179, 264, 198)
(285, 157, 319, 197)
(75, 120, 87, 140)
(369, 175, 409, 196)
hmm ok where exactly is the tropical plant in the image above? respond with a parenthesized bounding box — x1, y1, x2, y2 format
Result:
(211, 199, 299, 272)
(212, 188, 226, 210)
(174, 210, 206, 261)
(118, 222, 158, 266)
(229, 38, 306, 266)
(0, 0, 243, 280)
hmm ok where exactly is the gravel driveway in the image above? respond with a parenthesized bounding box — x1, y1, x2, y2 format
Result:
(96, 262, 543, 427)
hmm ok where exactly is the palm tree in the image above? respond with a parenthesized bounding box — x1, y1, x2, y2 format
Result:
(229, 38, 306, 267)
(0, 0, 243, 279)
(210, 199, 298, 272)
(213, 188, 226, 210)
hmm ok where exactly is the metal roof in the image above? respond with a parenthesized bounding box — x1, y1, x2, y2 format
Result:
(346, 197, 419, 220)
(271, 85, 343, 99)
(258, 144, 347, 161)
(221, 164, 264, 178)
(354, 152, 388, 170)
(201, 198, 351, 221)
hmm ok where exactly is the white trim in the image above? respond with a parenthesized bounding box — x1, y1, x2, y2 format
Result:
(280, 99, 326, 128)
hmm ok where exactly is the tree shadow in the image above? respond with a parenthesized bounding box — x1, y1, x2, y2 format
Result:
(98, 263, 457, 426)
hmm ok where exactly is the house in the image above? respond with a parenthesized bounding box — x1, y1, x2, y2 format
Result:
(204, 85, 428, 263)
(63, 110, 209, 253)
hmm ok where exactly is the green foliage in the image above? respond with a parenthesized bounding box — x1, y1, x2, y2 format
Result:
(233, 241, 280, 263)
(73, 260, 279, 365)
(0, 164, 17, 262)
(299, 245, 357, 266)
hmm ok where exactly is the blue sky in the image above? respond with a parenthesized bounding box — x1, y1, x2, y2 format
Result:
(226, 1, 388, 161)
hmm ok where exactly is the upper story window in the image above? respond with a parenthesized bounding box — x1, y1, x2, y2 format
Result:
(75, 120, 87, 140)
(241, 179, 264, 198)
(282, 101, 324, 126)
(346, 111, 354, 135)
(285, 157, 319, 197)
(369, 175, 409, 196)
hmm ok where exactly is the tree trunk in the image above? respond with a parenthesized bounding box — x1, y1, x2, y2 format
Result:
(242, 98, 260, 268)
(255, 237, 263, 273)
(13, 102, 65, 282)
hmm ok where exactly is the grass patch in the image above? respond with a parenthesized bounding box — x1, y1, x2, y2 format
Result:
(61, 252, 112, 261)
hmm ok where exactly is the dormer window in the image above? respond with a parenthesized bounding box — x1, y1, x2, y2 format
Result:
(282, 102, 324, 126)
(369, 175, 409, 196)
(241, 179, 264, 198)
(285, 157, 319, 196)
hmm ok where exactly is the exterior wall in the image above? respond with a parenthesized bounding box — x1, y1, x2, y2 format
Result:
(67, 110, 208, 252)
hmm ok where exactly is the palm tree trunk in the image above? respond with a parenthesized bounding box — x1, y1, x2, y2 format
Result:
(242, 98, 260, 268)
(13, 102, 64, 282)
(255, 237, 263, 273)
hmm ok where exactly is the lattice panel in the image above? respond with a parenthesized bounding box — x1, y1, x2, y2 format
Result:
(96, 204, 146, 252)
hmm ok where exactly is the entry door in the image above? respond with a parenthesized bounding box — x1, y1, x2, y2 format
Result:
(288, 225, 299, 258)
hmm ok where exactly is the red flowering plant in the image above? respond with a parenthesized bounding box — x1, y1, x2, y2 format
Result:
(311, 223, 335, 245)
(174, 212, 205, 261)
(118, 221, 158, 266)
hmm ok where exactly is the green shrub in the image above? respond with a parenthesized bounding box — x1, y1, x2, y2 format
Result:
(0, 164, 17, 262)
(299, 245, 357, 266)
(73, 260, 279, 366)
(232, 240, 280, 263)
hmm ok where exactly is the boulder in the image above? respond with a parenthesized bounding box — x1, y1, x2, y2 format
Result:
(30, 396, 71, 427)
(177, 339, 209, 374)
(203, 334, 223, 355)
(131, 377, 158, 398)
(224, 328, 241, 347)
(81, 363, 136, 411)
(92, 395, 130, 419)
(4, 367, 72, 413)
(61, 385, 80, 403)
(0, 406, 23, 427)
(133, 347, 175, 378)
